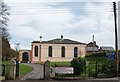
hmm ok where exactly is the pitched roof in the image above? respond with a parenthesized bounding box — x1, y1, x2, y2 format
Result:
(32, 38, 86, 45)
(100, 46, 114, 51)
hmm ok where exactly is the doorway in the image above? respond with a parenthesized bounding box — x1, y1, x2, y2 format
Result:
(22, 52, 29, 63)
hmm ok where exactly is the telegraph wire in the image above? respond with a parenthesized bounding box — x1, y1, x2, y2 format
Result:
(4, 2, 115, 15)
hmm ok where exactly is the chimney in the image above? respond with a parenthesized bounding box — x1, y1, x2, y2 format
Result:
(93, 41, 96, 45)
(61, 35, 63, 40)
(40, 35, 42, 42)
(60, 35, 63, 43)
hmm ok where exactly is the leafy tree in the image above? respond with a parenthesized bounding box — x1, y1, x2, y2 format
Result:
(101, 60, 116, 75)
(7, 49, 18, 59)
(85, 52, 106, 62)
(3, 48, 18, 61)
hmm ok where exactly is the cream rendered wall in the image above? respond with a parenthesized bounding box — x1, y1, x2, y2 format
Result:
(19, 50, 31, 62)
(40, 43, 86, 62)
(80, 45, 86, 57)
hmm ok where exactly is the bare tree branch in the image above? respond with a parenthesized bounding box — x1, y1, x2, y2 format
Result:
(0, 0, 11, 40)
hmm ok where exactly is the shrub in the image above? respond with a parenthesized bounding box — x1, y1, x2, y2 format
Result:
(101, 60, 116, 75)
(85, 52, 106, 62)
(70, 57, 86, 75)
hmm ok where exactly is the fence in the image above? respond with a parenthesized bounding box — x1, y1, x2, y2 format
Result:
(1, 64, 11, 77)
(1, 64, 5, 76)
(86, 62, 99, 78)
(85, 61, 116, 78)
(51, 61, 117, 78)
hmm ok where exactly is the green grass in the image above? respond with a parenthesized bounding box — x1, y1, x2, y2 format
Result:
(19, 64, 33, 76)
(50, 61, 71, 67)
(1, 61, 33, 77)
(2, 61, 9, 64)
(2, 61, 10, 76)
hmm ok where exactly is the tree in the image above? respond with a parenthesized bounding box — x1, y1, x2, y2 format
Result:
(7, 49, 18, 59)
(2, 37, 10, 60)
(0, 0, 10, 40)
(71, 57, 86, 75)
(0, 0, 11, 60)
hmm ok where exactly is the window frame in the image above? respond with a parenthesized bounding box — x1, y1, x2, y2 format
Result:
(48, 46, 52, 57)
(34, 46, 38, 57)
(61, 46, 65, 57)
(74, 47, 78, 57)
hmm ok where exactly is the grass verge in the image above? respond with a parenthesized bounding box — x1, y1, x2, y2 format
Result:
(19, 64, 33, 76)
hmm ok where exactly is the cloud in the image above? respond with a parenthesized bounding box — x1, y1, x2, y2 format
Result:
(83, 3, 114, 47)
(5, 0, 66, 4)
(5, 0, 116, 49)
(6, 0, 75, 49)
(10, 26, 40, 39)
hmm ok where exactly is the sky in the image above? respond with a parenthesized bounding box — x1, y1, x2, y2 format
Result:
(4, 0, 120, 50)
(118, 1, 120, 50)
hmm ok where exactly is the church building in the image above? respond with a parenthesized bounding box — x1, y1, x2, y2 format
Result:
(19, 35, 87, 63)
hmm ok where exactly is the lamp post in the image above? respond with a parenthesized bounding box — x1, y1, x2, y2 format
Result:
(15, 43, 20, 78)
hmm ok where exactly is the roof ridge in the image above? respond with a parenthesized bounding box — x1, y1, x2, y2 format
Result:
(32, 38, 86, 44)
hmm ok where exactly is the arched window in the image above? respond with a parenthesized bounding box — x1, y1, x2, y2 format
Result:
(34, 46, 38, 57)
(61, 46, 65, 57)
(48, 46, 52, 57)
(74, 47, 78, 57)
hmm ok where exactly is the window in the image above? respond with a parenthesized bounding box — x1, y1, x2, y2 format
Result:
(74, 47, 78, 57)
(34, 46, 38, 57)
(61, 46, 65, 57)
(48, 46, 52, 57)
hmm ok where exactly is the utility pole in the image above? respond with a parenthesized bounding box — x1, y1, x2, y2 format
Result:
(113, 2, 119, 77)
(93, 35, 94, 53)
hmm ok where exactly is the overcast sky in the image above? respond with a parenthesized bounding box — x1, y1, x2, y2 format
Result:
(118, 1, 120, 50)
(4, 0, 120, 50)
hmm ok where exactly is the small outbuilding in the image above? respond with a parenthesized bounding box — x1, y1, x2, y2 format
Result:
(99, 46, 114, 52)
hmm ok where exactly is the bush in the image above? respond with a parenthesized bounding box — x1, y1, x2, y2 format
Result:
(70, 57, 86, 75)
(101, 60, 116, 75)
(85, 52, 106, 62)
(50, 62, 70, 67)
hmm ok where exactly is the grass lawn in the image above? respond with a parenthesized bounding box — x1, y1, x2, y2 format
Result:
(2, 61, 10, 76)
(50, 61, 71, 67)
(2, 61, 9, 64)
(19, 64, 33, 76)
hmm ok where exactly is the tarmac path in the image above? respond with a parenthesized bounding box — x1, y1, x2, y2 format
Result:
(20, 63, 43, 80)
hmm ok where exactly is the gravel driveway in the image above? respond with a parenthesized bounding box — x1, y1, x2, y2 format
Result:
(20, 63, 44, 80)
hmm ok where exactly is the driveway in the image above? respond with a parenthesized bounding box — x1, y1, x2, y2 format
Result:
(20, 63, 43, 80)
